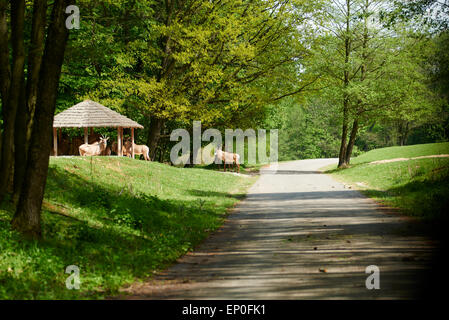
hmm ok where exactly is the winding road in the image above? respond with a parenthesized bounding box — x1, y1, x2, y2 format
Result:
(122, 159, 435, 299)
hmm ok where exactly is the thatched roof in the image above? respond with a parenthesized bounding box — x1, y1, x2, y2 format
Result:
(53, 100, 144, 129)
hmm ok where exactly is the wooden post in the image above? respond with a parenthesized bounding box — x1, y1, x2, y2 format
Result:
(117, 127, 122, 156)
(53, 128, 58, 157)
(84, 127, 88, 144)
(131, 127, 135, 159)
(121, 127, 124, 156)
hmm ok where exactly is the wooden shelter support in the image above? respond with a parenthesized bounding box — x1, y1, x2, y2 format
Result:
(131, 127, 135, 159)
(117, 127, 122, 156)
(84, 127, 88, 144)
(53, 128, 58, 156)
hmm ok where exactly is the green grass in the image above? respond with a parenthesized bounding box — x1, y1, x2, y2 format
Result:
(0, 157, 256, 299)
(199, 161, 267, 175)
(351, 142, 449, 165)
(326, 142, 449, 220)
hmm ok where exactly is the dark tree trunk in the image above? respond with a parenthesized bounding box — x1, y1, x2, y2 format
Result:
(0, 0, 10, 167)
(0, 0, 26, 203)
(146, 115, 164, 161)
(12, 0, 71, 238)
(13, 0, 47, 200)
(0, 0, 10, 101)
(26, 0, 47, 146)
(344, 118, 359, 165)
(145, 1, 174, 161)
(338, 122, 348, 167)
(338, 96, 349, 168)
(398, 121, 409, 146)
(338, 0, 351, 169)
(343, 1, 366, 166)
(13, 78, 27, 201)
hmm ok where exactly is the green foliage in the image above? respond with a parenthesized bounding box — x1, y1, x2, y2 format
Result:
(54, 0, 448, 162)
(380, 0, 449, 31)
(267, 97, 342, 160)
(0, 157, 255, 299)
(59, 0, 319, 132)
(261, 0, 447, 160)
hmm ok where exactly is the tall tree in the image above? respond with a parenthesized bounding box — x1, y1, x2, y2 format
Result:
(312, 0, 437, 167)
(0, 0, 26, 202)
(13, 0, 47, 201)
(11, 0, 72, 238)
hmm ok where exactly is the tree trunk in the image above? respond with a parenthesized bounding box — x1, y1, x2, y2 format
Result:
(13, 79, 27, 201)
(146, 115, 164, 161)
(0, 0, 8, 184)
(397, 121, 409, 146)
(12, 0, 71, 238)
(0, 0, 10, 101)
(14, 0, 47, 200)
(25, 0, 47, 155)
(0, 0, 26, 203)
(144, 1, 174, 161)
(343, 0, 367, 166)
(338, 103, 349, 168)
(344, 118, 359, 165)
(338, 0, 351, 169)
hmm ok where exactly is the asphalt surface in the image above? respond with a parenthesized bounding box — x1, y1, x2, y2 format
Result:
(121, 159, 435, 299)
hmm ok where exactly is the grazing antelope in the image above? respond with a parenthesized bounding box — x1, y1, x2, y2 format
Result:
(101, 146, 112, 156)
(79, 136, 109, 156)
(214, 148, 240, 173)
(57, 132, 103, 155)
(111, 141, 127, 156)
(123, 139, 151, 161)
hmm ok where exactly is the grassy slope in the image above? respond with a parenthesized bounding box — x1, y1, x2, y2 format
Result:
(0, 157, 256, 299)
(350, 142, 449, 164)
(327, 142, 449, 220)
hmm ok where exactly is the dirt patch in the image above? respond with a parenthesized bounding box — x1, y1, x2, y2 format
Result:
(369, 154, 449, 165)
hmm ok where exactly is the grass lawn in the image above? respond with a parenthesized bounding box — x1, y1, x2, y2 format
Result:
(350, 142, 449, 164)
(326, 142, 449, 220)
(0, 157, 256, 299)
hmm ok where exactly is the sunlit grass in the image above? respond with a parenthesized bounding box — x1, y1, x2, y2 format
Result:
(326, 143, 449, 220)
(352, 142, 449, 165)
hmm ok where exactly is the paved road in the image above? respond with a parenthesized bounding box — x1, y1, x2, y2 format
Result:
(122, 159, 435, 299)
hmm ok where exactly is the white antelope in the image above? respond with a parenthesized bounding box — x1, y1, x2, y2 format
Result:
(79, 136, 109, 156)
(123, 140, 151, 161)
(214, 148, 240, 173)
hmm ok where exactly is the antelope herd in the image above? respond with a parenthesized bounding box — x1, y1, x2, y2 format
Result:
(76, 135, 151, 161)
(58, 133, 240, 172)
(78, 138, 240, 171)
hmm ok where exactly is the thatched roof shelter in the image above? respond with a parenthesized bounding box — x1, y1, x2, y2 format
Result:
(52, 100, 144, 157)
(53, 100, 143, 129)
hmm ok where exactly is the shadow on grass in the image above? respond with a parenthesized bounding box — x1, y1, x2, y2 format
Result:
(197, 162, 262, 174)
(359, 177, 449, 221)
(188, 189, 246, 199)
(45, 165, 222, 222)
(0, 165, 238, 298)
(324, 163, 365, 174)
